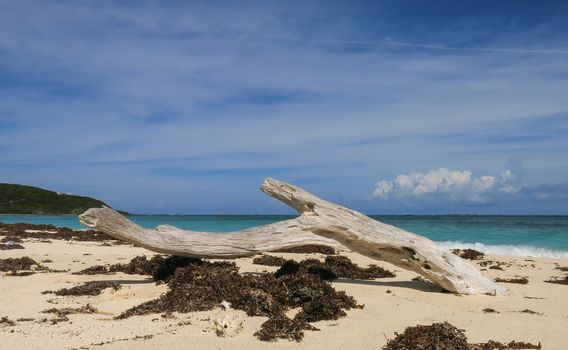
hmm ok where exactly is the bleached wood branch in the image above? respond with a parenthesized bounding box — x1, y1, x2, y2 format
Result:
(79, 178, 507, 296)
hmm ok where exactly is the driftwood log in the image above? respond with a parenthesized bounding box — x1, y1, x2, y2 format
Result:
(79, 178, 507, 296)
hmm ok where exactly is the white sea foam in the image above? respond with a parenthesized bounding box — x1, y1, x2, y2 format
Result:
(436, 241, 568, 259)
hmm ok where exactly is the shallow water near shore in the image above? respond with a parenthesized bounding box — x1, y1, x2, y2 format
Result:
(1, 214, 567, 258)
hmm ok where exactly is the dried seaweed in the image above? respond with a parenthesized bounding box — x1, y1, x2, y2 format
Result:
(72, 255, 221, 282)
(544, 275, 568, 285)
(519, 309, 542, 315)
(272, 245, 336, 255)
(488, 265, 505, 271)
(384, 322, 541, 350)
(73, 265, 115, 275)
(274, 255, 395, 281)
(110, 255, 222, 282)
(0, 236, 23, 243)
(254, 313, 319, 342)
(482, 308, 499, 313)
(383, 322, 469, 350)
(323, 255, 395, 279)
(478, 260, 509, 270)
(43, 281, 121, 296)
(0, 316, 15, 326)
(253, 255, 286, 266)
(555, 266, 568, 272)
(0, 257, 42, 272)
(0, 243, 25, 250)
(495, 277, 529, 285)
(273, 259, 337, 280)
(117, 258, 360, 342)
(470, 340, 542, 349)
(7, 271, 36, 276)
(452, 249, 484, 260)
(42, 304, 97, 324)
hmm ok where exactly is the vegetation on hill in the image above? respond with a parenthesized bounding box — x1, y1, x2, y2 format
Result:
(0, 183, 109, 215)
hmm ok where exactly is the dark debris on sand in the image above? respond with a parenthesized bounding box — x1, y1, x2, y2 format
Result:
(253, 255, 286, 266)
(73, 265, 116, 275)
(0, 316, 16, 326)
(273, 255, 395, 281)
(254, 313, 319, 342)
(478, 260, 509, 271)
(482, 308, 499, 313)
(74, 255, 232, 283)
(0, 257, 42, 272)
(452, 249, 485, 260)
(0, 222, 126, 244)
(324, 255, 395, 279)
(115, 255, 364, 341)
(495, 277, 529, 285)
(1, 236, 23, 243)
(0, 243, 25, 250)
(43, 281, 121, 296)
(545, 275, 568, 285)
(555, 266, 568, 272)
(383, 322, 541, 350)
(519, 309, 542, 315)
(272, 245, 336, 255)
(42, 304, 97, 324)
(471, 341, 542, 350)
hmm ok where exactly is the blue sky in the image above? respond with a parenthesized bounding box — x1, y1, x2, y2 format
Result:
(0, 0, 567, 214)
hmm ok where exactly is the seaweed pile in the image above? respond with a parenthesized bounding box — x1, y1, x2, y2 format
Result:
(495, 277, 529, 285)
(43, 281, 121, 296)
(73, 255, 231, 282)
(273, 255, 395, 280)
(0, 235, 24, 250)
(254, 313, 319, 342)
(73, 265, 115, 275)
(77, 254, 396, 282)
(1, 236, 23, 243)
(545, 265, 568, 285)
(109, 255, 369, 342)
(544, 275, 568, 285)
(383, 322, 541, 350)
(272, 245, 336, 255)
(452, 249, 485, 260)
(0, 256, 67, 276)
(0, 257, 43, 273)
(0, 242, 25, 250)
(253, 255, 285, 266)
(0, 222, 124, 243)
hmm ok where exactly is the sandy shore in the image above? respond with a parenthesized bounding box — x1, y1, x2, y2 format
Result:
(1, 238, 567, 349)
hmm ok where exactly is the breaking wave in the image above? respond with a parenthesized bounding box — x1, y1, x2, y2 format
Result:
(436, 241, 568, 259)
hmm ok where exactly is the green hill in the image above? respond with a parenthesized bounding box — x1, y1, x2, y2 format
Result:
(0, 183, 109, 215)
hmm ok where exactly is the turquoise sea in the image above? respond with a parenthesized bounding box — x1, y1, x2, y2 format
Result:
(1, 215, 567, 258)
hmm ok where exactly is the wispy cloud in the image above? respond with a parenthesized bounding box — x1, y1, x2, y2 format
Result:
(0, 1, 566, 214)
(385, 40, 568, 55)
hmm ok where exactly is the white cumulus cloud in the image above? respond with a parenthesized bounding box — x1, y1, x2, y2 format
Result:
(373, 168, 518, 203)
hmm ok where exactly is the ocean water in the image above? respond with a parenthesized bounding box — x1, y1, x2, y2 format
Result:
(1, 214, 567, 258)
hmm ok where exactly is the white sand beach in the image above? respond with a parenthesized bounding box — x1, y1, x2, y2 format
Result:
(1, 238, 567, 349)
